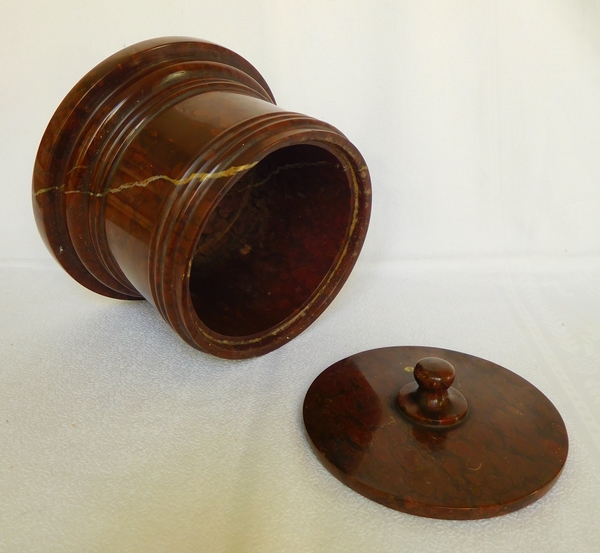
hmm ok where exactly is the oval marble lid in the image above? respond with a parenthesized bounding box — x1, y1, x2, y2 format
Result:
(303, 346, 568, 520)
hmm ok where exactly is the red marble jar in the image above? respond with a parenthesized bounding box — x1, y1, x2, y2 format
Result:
(33, 38, 371, 358)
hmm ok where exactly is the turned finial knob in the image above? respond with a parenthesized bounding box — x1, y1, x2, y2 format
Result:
(397, 357, 468, 426)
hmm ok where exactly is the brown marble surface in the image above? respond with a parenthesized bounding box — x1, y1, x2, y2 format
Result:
(32, 38, 371, 358)
(303, 346, 568, 519)
(397, 356, 469, 427)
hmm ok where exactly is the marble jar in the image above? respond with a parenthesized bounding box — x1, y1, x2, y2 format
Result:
(33, 38, 371, 358)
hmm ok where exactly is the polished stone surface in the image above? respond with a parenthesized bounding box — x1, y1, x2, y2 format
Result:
(32, 38, 371, 358)
(304, 346, 568, 519)
(397, 357, 468, 427)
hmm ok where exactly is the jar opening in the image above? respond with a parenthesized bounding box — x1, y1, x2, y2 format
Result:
(189, 144, 353, 337)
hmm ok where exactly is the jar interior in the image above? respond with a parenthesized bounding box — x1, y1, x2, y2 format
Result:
(189, 144, 353, 337)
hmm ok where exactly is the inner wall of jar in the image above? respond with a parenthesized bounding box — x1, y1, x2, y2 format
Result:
(189, 144, 352, 337)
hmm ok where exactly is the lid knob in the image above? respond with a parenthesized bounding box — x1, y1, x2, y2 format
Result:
(397, 357, 468, 426)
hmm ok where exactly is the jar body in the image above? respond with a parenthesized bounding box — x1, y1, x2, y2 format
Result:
(33, 38, 371, 358)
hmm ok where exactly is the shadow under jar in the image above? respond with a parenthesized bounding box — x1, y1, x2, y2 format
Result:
(32, 38, 371, 358)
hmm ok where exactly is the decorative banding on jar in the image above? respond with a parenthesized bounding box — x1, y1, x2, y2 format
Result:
(33, 37, 371, 359)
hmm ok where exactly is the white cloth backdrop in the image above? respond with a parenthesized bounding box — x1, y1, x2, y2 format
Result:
(1, 1, 599, 551)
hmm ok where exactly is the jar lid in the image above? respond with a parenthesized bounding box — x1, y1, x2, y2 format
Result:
(303, 346, 568, 520)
